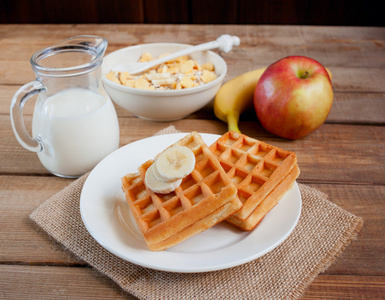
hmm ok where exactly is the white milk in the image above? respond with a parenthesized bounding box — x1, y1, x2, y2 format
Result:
(32, 88, 119, 177)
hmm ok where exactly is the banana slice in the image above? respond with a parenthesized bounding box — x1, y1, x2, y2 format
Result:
(155, 146, 196, 182)
(145, 164, 182, 194)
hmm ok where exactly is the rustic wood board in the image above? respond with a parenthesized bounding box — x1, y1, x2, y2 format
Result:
(0, 177, 383, 277)
(2, 116, 384, 185)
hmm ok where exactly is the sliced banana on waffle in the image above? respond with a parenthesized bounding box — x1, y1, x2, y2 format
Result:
(155, 146, 196, 182)
(145, 146, 195, 194)
(145, 164, 183, 194)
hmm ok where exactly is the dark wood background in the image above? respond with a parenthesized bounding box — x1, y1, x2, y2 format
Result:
(1, 0, 384, 26)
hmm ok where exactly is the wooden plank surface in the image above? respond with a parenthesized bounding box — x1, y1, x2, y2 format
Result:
(0, 24, 384, 299)
(1, 177, 384, 276)
(1, 25, 385, 69)
(2, 117, 385, 185)
(1, 0, 384, 26)
(2, 86, 385, 125)
(0, 265, 137, 299)
(1, 265, 384, 300)
(302, 275, 385, 299)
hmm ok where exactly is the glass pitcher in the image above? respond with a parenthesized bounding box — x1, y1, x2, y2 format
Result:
(10, 35, 120, 178)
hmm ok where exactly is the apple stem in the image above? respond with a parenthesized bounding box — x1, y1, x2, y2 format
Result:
(227, 111, 241, 133)
(300, 71, 309, 79)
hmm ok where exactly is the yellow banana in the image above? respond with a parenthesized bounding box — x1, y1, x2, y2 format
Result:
(214, 68, 266, 133)
(214, 67, 332, 133)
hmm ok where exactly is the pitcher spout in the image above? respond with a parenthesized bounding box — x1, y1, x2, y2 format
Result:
(31, 35, 108, 77)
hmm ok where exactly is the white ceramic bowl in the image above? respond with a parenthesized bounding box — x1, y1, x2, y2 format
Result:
(102, 43, 227, 121)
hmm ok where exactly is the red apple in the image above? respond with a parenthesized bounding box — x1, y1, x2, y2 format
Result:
(254, 56, 333, 139)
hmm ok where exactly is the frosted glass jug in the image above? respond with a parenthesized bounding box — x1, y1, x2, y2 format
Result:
(10, 35, 120, 178)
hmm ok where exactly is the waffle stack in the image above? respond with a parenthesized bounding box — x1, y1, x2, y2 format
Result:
(121, 132, 241, 251)
(209, 131, 300, 231)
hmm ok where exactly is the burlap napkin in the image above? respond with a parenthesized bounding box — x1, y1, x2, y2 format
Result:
(30, 126, 363, 300)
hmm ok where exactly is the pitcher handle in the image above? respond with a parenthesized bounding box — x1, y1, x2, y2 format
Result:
(10, 80, 46, 153)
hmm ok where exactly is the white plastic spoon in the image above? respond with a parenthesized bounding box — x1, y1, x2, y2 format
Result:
(111, 34, 240, 74)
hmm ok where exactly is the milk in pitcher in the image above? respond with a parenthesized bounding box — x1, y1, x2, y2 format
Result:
(32, 87, 119, 177)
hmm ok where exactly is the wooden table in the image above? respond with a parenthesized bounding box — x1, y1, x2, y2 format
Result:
(1, 24, 384, 299)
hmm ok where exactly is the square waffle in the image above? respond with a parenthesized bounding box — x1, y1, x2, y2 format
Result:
(209, 131, 300, 231)
(121, 132, 241, 251)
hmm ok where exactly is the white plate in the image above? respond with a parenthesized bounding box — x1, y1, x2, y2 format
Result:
(80, 133, 302, 273)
